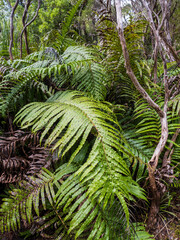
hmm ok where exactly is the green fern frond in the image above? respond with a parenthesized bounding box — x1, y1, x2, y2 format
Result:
(61, 0, 83, 42)
(167, 66, 180, 77)
(0, 163, 144, 239)
(15, 90, 122, 160)
(0, 169, 55, 233)
(169, 94, 180, 117)
(41, 0, 84, 53)
(134, 98, 180, 144)
(0, 73, 53, 116)
(0, 45, 108, 116)
(97, 17, 150, 103)
(15, 91, 146, 230)
(132, 223, 154, 239)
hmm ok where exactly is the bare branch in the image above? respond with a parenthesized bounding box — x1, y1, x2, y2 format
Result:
(115, 0, 169, 229)
(160, 34, 180, 65)
(115, 0, 164, 118)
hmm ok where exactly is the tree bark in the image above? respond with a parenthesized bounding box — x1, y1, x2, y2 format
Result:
(20, 0, 31, 58)
(20, 0, 41, 58)
(115, 0, 169, 231)
(9, 0, 19, 61)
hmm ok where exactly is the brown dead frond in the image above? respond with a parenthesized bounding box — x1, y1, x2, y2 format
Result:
(0, 130, 51, 183)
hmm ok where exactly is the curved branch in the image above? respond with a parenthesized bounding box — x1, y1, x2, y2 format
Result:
(115, 0, 164, 118)
(163, 128, 180, 167)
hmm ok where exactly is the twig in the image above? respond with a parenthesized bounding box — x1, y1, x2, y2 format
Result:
(154, 218, 173, 238)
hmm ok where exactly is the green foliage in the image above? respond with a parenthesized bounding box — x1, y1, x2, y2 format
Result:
(134, 97, 180, 154)
(98, 16, 149, 103)
(38, 0, 72, 35)
(15, 91, 145, 204)
(41, 0, 84, 52)
(0, 1, 179, 239)
(0, 45, 108, 117)
(131, 223, 154, 239)
(0, 18, 9, 57)
(12, 91, 146, 238)
(0, 162, 150, 238)
(169, 94, 180, 117)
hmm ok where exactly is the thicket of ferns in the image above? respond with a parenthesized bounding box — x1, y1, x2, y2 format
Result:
(0, 0, 180, 239)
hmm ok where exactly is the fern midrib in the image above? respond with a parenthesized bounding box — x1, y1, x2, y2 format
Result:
(61, 100, 121, 187)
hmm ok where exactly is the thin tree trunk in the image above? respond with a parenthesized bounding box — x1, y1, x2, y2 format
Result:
(6, 0, 12, 8)
(21, 0, 31, 57)
(115, 0, 169, 230)
(20, 0, 41, 58)
(9, 0, 19, 61)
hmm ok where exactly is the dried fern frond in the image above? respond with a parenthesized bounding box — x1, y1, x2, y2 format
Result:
(0, 130, 51, 183)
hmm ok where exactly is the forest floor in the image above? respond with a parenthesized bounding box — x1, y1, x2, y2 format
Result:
(150, 189, 180, 240)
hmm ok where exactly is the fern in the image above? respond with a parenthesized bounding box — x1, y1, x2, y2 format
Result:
(41, 0, 84, 53)
(0, 161, 145, 239)
(0, 73, 53, 116)
(60, 0, 83, 48)
(13, 91, 146, 236)
(0, 45, 109, 117)
(97, 16, 149, 103)
(169, 94, 180, 117)
(0, 168, 56, 233)
(131, 223, 154, 239)
(134, 98, 180, 145)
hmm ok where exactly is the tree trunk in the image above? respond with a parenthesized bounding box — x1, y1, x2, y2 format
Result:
(147, 114, 168, 230)
(20, 0, 41, 58)
(20, 0, 31, 58)
(9, 0, 19, 61)
(115, 0, 169, 231)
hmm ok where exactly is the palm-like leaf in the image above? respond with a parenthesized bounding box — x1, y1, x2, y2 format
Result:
(134, 98, 180, 144)
(0, 162, 144, 239)
(13, 91, 146, 236)
(44, 46, 108, 100)
(97, 16, 149, 103)
(41, 0, 83, 53)
(0, 45, 108, 117)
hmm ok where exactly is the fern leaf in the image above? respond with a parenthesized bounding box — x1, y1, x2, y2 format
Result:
(15, 91, 146, 233)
